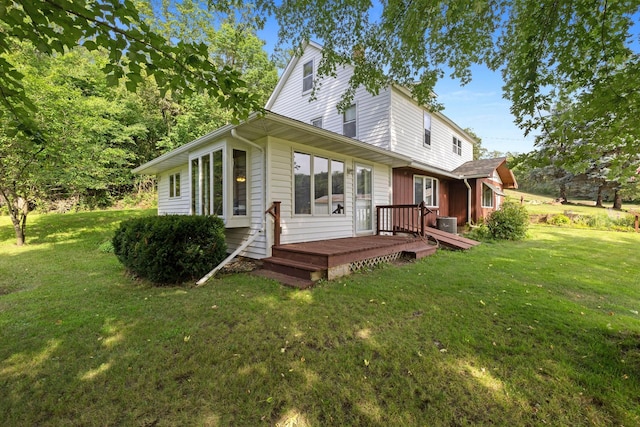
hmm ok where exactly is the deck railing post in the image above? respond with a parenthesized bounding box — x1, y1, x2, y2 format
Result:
(266, 201, 282, 247)
(420, 202, 426, 236)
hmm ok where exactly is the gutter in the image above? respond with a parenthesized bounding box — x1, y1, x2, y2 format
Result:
(464, 179, 472, 225)
(196, 129, 266, 286)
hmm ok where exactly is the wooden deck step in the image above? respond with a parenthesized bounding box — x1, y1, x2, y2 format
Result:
(261, 257, 326, 282)
(252, 269, 314, 289)
(424, 227, 480, 250)
(402, 245, 438, 259)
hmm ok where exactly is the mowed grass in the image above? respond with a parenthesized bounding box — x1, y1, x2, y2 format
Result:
(1, 210, 639, 426)
(505, 189, 640, 216)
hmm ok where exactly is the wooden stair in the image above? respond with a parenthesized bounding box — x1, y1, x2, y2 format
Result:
(261, 235, 439, 285)
(423, 227, 480, 250)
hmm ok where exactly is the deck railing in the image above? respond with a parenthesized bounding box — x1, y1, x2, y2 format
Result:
(376, 202, 434, 236)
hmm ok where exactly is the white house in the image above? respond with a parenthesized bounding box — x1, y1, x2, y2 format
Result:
(133, 42, 517, 265)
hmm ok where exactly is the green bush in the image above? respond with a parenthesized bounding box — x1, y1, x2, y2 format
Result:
(466, 223, 492, 241)
(486, 200, 529, 240)
(112, 215, 227, 285)
(548, 214, 571, 225)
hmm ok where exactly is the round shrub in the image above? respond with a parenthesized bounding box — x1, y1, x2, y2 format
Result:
(112, 215, 227, 285)
(548, 214, 570, 226)
(486, 200, 529, 240)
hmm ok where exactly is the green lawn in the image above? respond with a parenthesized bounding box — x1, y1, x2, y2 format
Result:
(505, 189, 640, 215)
(1, 210, 639, 426)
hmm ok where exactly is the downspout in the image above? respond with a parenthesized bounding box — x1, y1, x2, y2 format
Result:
(196, 129, 266, 286)
(463, 178, 472, 225)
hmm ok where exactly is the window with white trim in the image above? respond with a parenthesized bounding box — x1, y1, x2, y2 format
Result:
(423, 112, 431, 147)
(190, 149, 225, 216)
(169, 173, 181, 198)
(452, 136, 462, 156)
(294, 152, 345, 215)
(302, 60, 313, 93)
(343, 104, 357, 137)
(482, 183, 494, 208)
(311, 117, 323, 128)
(414, 175, 438, 207)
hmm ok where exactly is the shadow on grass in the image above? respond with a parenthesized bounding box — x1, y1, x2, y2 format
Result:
(1, 222, 639, 425)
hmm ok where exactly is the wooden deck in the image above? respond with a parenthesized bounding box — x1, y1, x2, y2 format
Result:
(260, 234, 439, 287)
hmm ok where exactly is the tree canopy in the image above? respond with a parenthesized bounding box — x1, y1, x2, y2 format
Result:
(272, 1, 639, 132)
(0, 0, 263, 135)
(0, 0, 277, 245)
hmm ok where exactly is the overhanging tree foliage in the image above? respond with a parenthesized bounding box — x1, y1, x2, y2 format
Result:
(0, 1, 277, 246)
(270, 1, 639, 129)
(0, 0, 263, 134)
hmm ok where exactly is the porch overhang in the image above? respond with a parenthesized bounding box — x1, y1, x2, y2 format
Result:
(133, 111, 414, 175)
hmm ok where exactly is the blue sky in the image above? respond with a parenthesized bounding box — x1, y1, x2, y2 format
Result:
(433, 65, 536, 155)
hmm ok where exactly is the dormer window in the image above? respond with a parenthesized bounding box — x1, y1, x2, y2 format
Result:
(423, 112, 431, 147)
(452, 136, 462, 156)
(343, 104, 357, 138)
(302, 60, 313, 93)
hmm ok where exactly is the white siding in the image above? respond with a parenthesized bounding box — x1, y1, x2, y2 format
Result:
(270, 45, 391, 150)
(263, 136, 393, 246)
(389, 88, 473, 171)
(157, 166, 190, 215)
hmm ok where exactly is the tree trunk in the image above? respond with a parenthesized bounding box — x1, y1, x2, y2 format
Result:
(11, 215, 26, 246)
(1, 190, 29, 246)
(613, 190, 622, 210)
(595, 185, 603, 207)
(559, 184, 568, 204)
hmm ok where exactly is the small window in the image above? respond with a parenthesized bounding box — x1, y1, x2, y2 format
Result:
(302, 60, 313, 93)
(343, 104, 356, 138)
(452, 136, 462, 156)
(423, 112, 431, 147)
(311, 117, 323, 128)
(414, 175, 438, 207)
(482, 183, 494, 208)
(169, 173, 181, 198)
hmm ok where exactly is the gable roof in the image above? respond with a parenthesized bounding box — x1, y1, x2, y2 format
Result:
(453, 157, 518, 189)
(265, 40, 324, 110)
(266, 41, 478, 145)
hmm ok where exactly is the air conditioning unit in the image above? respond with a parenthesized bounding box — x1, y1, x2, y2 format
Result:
(436, 216, 457, 234)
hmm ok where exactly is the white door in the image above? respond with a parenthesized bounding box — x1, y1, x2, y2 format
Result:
(355, 164, 373, 233)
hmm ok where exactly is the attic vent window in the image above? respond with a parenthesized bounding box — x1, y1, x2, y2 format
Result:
(302, 60, 313, 93)
(452, 136, 462, 156)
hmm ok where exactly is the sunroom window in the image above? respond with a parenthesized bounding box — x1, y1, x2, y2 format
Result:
(191, 150, 224, 216)
(294, 151, 345, 215)
(190, 148, 244, 218)
(233, 149, 247, 216)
